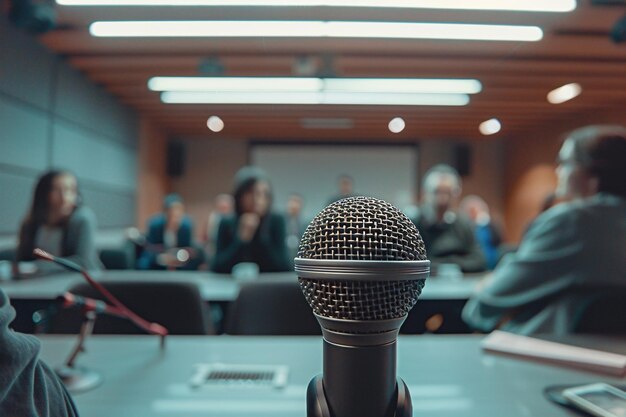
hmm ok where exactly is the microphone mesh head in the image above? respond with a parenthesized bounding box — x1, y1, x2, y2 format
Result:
(297, 196, 427, 321)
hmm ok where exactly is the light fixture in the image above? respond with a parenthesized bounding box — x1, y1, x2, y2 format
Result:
(90, 21, 543, 42)
(547, 83, 582, 104)
(59, 0, 576, 13)
(148, 77, 482, 94)
(479, 118, 501, 135)
(162, 91, 470, 106)
(300, 118, 354, 129)
(388, 117, 406, 133)
(207, 115, 224, 132)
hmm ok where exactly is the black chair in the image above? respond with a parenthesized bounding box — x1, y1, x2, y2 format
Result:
(572, 289, 626, 335)
(99, 239, 136, 270)
(0, 248, 15, 262)
(225, 280, 321, 336)
(49, 280, 214, 335)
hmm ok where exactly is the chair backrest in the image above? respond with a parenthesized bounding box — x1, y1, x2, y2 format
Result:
(49, 280, 213, 335)
(225, 279, 320, 336)
(0, 248, 15, 262)
(99, 240, 136, 270)
(572, 288, 626, 334)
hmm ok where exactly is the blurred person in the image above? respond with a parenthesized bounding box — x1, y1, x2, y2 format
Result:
(463, 125, 626, 335)
(411, 165, 487, 273)
(285, 193, 307, 263)
(0, 289, 79, 416)
(15, 170, 102, 275)
(136, 193, 202, 270)
(203, 193, 234, 259)
(327, 174, 356, 204)
(212, 167, 290, 273)
(460, 195, 503, 270)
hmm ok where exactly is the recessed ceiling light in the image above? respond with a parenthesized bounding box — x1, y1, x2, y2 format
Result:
(163, 91, 470, 106)
(148, 77, 482, 94)
(388, 117, 406, 133)
(207, 115, 224, 132)
(547, 83, 582, 104)
(91, 21, 543, 42)
(60, 0, 576, 13)
(479, 118, 501, 135)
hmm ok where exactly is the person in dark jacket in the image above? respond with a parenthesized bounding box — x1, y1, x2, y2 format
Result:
(137, 193, 202, 270)
(0, 288, 79, 417)
(411, 164, 487, 274)
(212, 167, 290, 273)
(15, 170, 102, 275)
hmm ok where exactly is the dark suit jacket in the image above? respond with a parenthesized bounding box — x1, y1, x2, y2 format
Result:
(137, 214, 195, 270)
(212, 212, 290, 273)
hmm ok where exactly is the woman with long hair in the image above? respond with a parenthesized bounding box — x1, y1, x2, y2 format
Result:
(15, 170, 101, 274)
(212, 166, 289, 273)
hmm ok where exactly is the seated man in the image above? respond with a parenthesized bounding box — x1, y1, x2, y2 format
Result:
(412, 164, 487, 273)
(463, 125, 626, 335)
(137, 194, 203, 270)
(0, 289, 79, 416)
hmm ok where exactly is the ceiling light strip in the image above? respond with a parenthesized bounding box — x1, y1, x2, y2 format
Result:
(90, 21, 543, 42)
(60, 0, 576, 13)
(148, 77, 482, 94)
(161, 91, 471, 105)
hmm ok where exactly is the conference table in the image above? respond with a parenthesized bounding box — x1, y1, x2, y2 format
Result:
(1, 270, 482, 334)
(38, 334, 626, 417)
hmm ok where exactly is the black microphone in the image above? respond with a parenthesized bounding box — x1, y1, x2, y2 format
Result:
(294, 197, 430, 417)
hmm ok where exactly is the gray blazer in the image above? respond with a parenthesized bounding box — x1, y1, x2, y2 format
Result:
(462, 193, 626, 335)
(16, 205, 103, 273)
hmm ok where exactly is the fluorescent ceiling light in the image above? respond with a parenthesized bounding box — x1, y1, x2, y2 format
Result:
(300, 118, 354, 129)
(91, 21, 543, 42)
(479, 118, 501, 135)
(148, 77, 482, 94)
(161, 91, 470, 105)
(547, 83, 582, 104)
(59, 0, 576, 13)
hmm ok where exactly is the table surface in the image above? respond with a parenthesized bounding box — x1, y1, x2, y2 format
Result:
(0, 270, 481, 302)
(38, 334, 626, 417)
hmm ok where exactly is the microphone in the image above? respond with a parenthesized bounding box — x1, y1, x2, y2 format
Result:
(294, 197, 430, 417)
(57, 292, 125, 317)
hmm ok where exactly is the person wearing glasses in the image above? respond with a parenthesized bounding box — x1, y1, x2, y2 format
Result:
(15, 170, 102, 276)
(463, 125, 626, 335)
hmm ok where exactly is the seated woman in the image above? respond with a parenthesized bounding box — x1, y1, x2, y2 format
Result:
(136, 194, 203, 270)
(15, 170, 102, 275)
(212, 167, 290, 274)
(462, 125, 626, 335)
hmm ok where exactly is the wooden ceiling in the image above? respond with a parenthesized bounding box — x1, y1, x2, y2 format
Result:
(40, 1, 626, 140)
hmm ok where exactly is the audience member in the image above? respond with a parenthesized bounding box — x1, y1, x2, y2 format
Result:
(15, 170, 102, 275)
(203, 193, 234, 259)
(285, 193, 307, 262)
(0, 289, 79, 416)
(411, 165, 486, 273)
(463, 125, 626, 335)
(136, 193, 202, 270)
(327, 174, 356, 204)
(460, 195, 503, 270)
(212, 167, 290, 273)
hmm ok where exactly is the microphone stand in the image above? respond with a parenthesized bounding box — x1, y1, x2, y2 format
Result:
(55, 310, 104, 393)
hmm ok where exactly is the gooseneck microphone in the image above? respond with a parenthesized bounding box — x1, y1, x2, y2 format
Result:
(294, 197, 430, 417)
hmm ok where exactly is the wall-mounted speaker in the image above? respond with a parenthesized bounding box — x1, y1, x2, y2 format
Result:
(166, 141, 186, 178)
(453, 143, 472, 177)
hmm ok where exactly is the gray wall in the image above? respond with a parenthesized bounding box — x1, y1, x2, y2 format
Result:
(0, 16, 139, 240)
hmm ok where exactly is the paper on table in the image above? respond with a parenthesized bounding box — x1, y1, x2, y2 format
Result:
(481, 330, 626, 376)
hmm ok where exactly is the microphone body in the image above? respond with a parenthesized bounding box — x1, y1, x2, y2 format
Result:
(295, 197, 430, 417)
(323, 340, 397, 417)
